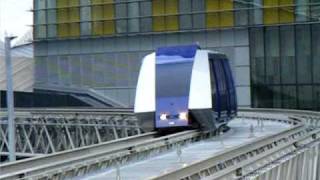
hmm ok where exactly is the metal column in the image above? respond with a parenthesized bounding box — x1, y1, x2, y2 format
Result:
(4, 36, 16, 161)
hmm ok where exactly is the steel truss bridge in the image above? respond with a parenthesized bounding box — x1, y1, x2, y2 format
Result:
(0, 108, 140, 157)
(1, 108, 320, 180)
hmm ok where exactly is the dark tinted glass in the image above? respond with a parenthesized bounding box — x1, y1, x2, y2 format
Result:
(156, 62, 193, 97)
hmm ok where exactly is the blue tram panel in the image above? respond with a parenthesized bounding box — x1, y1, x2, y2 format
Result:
(134, 44, 237, 132)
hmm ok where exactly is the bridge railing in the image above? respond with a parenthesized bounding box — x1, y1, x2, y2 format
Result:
(0, 109, 140, 156)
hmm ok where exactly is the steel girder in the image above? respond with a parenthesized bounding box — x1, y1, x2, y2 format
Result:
(0, 113, 141, 156)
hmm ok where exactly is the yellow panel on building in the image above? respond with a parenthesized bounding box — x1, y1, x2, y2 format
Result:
(207, 13, 220, 28)
(103, 4, 115, 34)
(165, 0, 178, 31)
(153, 16, 166, 31)
(91, 0, 103, 5)
(57, 8, 68, 23)
(263, 0, 279, 24)
(206, 0, 220, 11)
(206, 0, 220, 28)
(153, 0, 165, 31)
(92, 5, 103, 21)
(70, 23, 80, 36)
(57, 0, 68, 8)
(58, 23, 69, 37)
(93, 22, 104, 35)
(104, 4, 114, 20)
(279, 0, 294, 23)
(220, 0, 233, 10)
(166, 16, 179, 31)
(69, 0, 80, 6)
(104, 21, 115, 35)
(206, 0, 234, 28)
(220, 12, 234, 27)
(92, 0, 115, 36)
(69, 7, 80, 22)
(153, 0, 165, 16)
(166, 0, 178, 15)
(220, 0, 234, 27)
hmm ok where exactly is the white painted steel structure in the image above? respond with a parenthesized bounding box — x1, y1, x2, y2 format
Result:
(1, 108, 320, 180)
(4, 36, 16, 162)
(0, 109, 140, 156)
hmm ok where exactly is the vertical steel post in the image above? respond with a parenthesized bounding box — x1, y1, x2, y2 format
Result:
(4, 36, 16, 161)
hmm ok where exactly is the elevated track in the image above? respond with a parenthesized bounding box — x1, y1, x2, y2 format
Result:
(0, 108, 320, 180)
(0, 108, 139, 155)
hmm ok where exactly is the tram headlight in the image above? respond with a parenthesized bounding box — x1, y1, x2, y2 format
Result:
(179, 112, 188, 120)
(160, 113, 167, 120)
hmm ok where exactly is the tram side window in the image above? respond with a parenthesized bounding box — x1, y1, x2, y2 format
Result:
(222, 59, 236, 111)
(221, 58, 233, 113)
(209, 56, 217, 110)
(215, 59, 228, 112)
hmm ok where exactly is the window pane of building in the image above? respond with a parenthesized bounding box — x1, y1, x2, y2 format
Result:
(48, 25, 57, 38)
(310, 1, 320, 21)
(48, 56, 59, 84)
(296, 25, 312, 84)
(298, 85, 313, 109)
(192, 0, 205, 29)
(81, 55, 93, 87)
(128, 2, 139, 33)
(314, 86, 320, 111)
(58, 56, 70, 85)
(250, 0, 263, 25)
(265, 27, 280, 84)
(35, 10, 46, 25)
(280, 26, 296, 84)
(35, 57, 48, 84)
(104, 54, 116, 86)
(250, 28, 265, 84)
(35, 25, 47, 39)
(93, 55, 105, 87)
(115, 3, 127, 33)
(179, 0, 192, 30)
(282, 86, 297, 109)
(312, 24, 320, 84)
(70, 56, 81, 86)
(296, 0, 309, 22)
(271, 86, 282, 108)
(35, 0, 46, 9)
(140, 1, 152, 32)
(235, 0, 249, 26)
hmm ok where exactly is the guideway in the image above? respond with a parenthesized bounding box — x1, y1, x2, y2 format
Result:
(1, 109, 319, 180)
(82, 117, 292, 180)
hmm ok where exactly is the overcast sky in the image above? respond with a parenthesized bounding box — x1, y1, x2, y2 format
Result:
(0, 0, 33, 40)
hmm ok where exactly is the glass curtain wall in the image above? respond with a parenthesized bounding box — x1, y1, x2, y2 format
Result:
(34, 0, 320, 40)
(250, 24, 320, 110)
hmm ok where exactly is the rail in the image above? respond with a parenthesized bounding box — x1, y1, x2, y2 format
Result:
(0, 130, 203, 179)
(151, 109, 320, 180)
(1, 108, 320, 180)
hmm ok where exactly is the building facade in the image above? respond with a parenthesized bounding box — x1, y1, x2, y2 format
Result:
(33, 0, 320, 110)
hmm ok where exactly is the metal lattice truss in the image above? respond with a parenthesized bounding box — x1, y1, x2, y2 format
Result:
(0, 113, 141, 156)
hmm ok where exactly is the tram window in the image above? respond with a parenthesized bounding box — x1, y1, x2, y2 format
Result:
(209, 56, 217, 109)
(214, 59, 228, 111)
